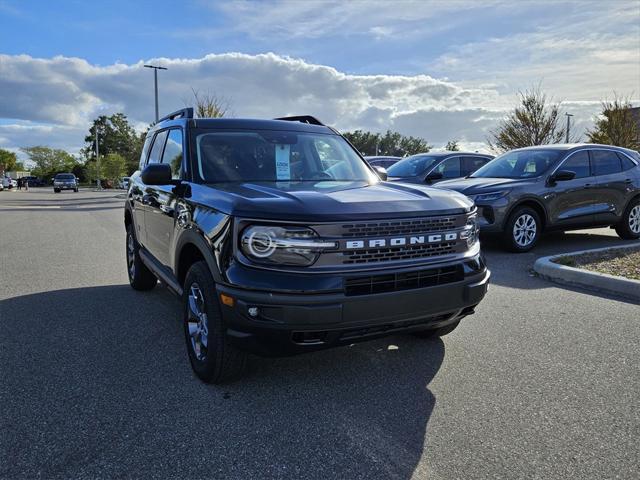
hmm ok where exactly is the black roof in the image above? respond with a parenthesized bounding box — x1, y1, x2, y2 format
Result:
(405, 151, 493, 158)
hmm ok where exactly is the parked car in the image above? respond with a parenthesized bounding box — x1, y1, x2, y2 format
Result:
(119, 177, 131, 189)
(437, 144, 640, 252)
(22, 176, 45, 187)
(124, 109, 490, 383)
(387, 152, 494, 184)
(2, 176, 16, 189)
(53, 173, 79, 192)
(364, 156, 402, 169)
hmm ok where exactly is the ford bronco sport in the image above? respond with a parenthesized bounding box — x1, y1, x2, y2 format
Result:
(124, 109, 490, 383)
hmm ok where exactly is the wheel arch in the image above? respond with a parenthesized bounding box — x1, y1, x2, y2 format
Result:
(504, 198, 548, 231)
(174, 230, 223, 287)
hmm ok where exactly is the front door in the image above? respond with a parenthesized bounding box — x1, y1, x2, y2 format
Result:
(546, 150, 597, 227)
(144, 128, 184, 268)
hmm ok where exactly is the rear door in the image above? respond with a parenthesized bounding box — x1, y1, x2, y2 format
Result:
(546, 149, 597, 227)
(144, 128, 184, 267)
(590, 149, 627, 224)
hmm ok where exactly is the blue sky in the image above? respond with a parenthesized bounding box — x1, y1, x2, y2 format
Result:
(1, 0, 639, 157)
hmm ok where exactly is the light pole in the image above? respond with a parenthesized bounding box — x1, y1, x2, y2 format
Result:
(565, 113, 574, 143)
(95, 127, 101, 190)
(144, 64, 168, 122)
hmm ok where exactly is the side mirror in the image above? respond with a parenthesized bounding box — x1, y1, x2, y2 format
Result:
(549, 170, 576, 183)
(425, 171, 443, 182)
(141, 163, 172, 185)
(373, 166, 388, 181)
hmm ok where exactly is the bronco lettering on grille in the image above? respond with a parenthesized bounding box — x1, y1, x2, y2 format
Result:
(345, 232, 458, 249)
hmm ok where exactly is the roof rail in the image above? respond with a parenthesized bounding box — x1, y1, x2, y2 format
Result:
(156, 107, 194, 124)
(274, 115, 325, 126)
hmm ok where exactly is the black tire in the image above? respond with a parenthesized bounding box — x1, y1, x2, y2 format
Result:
(413, 320, 460, 339)
(614, 198, 640, 240)
(74, 188, 79, 192)
(183, 261, 247, 384)
(126, 224, 157, 290)
(502, 206, 541, 252)
(53, 189, 60, 193)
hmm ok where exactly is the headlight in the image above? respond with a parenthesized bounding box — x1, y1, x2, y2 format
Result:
(459, 214, 478, 248)
(240, 225, 337, 266)
(473, 190, 510, 202)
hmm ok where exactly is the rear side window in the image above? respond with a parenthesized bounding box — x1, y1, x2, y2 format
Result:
(434, 156, 461, 179)
(463, 156, 490, 176)
(148, 131, 168, 165)
(616, 152, 637, 171)
(162, 129, 183, 180)
(592, 150, 622, 176)
(139, 136, 153, 170)
(561, 151, 591, 178)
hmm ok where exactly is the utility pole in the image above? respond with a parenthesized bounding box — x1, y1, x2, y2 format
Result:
(95, 127, 101, 190)
(144, 64, 168, 122)
(565, 113, 574, 143)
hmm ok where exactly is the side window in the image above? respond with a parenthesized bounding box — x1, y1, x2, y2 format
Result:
(592, 150, 622, 176)
(463, 156, 490, 176)
(616, 152, 637, 171)
(148, 130, 168, 165)
(162, 129, 184, 180)
(560, 151, 590, 178)
(139, 136, 153, 170)
(435, 156, 461, 179)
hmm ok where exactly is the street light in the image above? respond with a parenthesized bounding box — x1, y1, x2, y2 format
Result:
(565, 113, 574, 143)
(143, 64, 167, 122)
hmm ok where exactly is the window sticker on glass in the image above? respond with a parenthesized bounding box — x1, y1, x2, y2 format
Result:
(275, 144, 291, 180)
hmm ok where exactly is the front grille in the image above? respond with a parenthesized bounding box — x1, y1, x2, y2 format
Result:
(341, 217, 457, 237)
(344, 264, 464, 296)
(343, 241, 457, 264)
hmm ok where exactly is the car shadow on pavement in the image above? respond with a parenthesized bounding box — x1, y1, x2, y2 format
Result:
(1, 285, 443, 479)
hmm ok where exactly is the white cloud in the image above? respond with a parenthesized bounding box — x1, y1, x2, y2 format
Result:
(0, 51, 634, 160)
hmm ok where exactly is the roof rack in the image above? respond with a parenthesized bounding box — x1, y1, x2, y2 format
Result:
(156, 107, 194, 124)
(274, 115, 325, 126)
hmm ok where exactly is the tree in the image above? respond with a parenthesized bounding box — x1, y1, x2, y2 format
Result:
(20, 146, 79, 180)
(445, 140, 459, 151)
(102, 153, 127, 181)
(342, 130, 430, 156)
(83, 113, 145, 175)
(488, 87, 566, 152)
(586, 95, 639, 150)
(189, 88, 230, 118)
(0, 148, 19, 172)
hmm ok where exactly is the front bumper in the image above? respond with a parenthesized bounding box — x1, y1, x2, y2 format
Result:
(217, 264, 490, 356)
(54, 184, 77, 190)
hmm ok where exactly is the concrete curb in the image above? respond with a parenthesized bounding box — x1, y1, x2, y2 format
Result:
(533, 243, 640, 302)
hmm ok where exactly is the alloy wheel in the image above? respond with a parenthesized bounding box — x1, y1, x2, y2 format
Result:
(513, 214, 537, 247)
(187, 283, 209, 361)
(127, 233, 136, 278)
(629, 205, 640, 234)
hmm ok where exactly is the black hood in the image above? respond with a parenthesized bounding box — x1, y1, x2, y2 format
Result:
(436, 177, 537, 195)
(192, 181, 473, 222)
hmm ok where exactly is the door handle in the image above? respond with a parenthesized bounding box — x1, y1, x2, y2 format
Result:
(584, 183, 594, 189)
(624, 178, 633, 184)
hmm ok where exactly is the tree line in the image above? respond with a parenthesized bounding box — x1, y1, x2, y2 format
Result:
(1, 88, 637, 184)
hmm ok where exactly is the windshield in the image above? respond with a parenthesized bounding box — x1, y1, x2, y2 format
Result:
(194, 130, 375, 183)
(386, 155, 439, 177)
(55, 174, 75, 180)
(471, 149, 564, 179)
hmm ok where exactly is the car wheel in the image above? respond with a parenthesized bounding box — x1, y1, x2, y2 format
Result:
(53, 188, 60, 193)
(126, 224, 157, 290)
(615, 198, 640, 240)
(413, 320, 460, 338)
(74, 188, 79, 192)
(503, 206, 541, 252)
(183, 261, 247, 384)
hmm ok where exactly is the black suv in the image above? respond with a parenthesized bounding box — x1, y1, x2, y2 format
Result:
(437, 144, 640, 251)
(124, 109, 490, 383)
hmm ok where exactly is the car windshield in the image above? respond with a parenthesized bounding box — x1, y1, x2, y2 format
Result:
(470, 149, 564, 179)
(55, 174, 75, 180)
(194, 130, 375, 183)
(386, 155, 439, 177)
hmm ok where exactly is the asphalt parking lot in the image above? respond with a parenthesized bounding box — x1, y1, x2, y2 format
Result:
(1, 188, 638, 479)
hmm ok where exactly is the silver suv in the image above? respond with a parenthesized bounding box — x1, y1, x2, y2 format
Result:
(53, 173, 79, 193)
